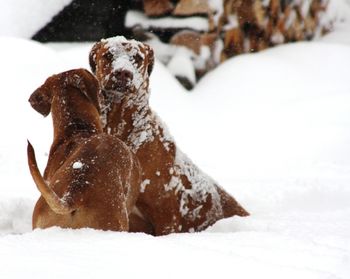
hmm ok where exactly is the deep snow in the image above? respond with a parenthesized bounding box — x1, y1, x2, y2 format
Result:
(1, 1, 350, 278)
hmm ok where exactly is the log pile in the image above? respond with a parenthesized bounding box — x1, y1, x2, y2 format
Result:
(126, 0, 330, 89)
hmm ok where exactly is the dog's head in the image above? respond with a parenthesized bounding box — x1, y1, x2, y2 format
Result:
(89, 36, 154, 93)
(29, 69, 100, 116)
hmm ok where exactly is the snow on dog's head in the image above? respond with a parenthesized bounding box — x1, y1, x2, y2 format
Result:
(89, 36, 154, 93)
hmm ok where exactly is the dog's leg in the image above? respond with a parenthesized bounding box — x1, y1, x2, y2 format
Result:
(129, 210, 155, 235)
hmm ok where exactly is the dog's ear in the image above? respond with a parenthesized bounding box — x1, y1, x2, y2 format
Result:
(29, 76, 56, 117)
(144, 43, 154, 77)
(89, 42, 102, 74)
(64, 69, 101, 114)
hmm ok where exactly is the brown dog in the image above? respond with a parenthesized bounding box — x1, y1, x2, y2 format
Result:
(27, 68, 141, 232)
(90, 37, 249, 235)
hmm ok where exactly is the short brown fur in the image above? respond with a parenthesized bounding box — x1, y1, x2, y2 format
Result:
(28, 68, 142, 232)
(90, 37, 249, 235)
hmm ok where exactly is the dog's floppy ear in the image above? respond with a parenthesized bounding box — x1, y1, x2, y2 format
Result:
(89, 42, 102, 74)
(64, 69, 101, 114)
(29, 76, 56, 117)
(144, 43, 154, 77)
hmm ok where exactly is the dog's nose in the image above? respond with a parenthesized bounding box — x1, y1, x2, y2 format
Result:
(114, 69, 133, 82)
(104, 69, 134, 91)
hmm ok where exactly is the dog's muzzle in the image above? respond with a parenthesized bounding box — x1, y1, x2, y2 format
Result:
(103, 69, 134, 92)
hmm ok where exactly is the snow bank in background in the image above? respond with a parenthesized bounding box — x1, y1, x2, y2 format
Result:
(321, 0, 350, 44)
(324, 0, 350, 23)
(0, 0, 72, 38)
(184, 42, 350, 179)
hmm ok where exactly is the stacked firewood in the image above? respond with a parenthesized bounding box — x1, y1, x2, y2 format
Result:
(126, 0, 330, 89)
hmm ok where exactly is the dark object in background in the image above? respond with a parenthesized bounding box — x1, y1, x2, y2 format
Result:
(33, 0, 134, 42)
(32, 0, 331, 90)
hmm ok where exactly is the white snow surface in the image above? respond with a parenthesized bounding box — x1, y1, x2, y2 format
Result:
(1, 2, 350, 278)
(0, 0, 72, 38)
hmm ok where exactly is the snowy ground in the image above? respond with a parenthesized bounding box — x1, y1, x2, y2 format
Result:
(1, 2, 350, 279)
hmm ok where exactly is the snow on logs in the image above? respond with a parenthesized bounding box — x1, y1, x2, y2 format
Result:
(126, 0, 330, 89)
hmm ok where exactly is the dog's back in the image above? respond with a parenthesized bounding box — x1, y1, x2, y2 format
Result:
(30, 134, 140, 231)
(28, 69, 141, 232)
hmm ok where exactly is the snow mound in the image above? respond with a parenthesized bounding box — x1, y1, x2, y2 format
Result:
(0, 0, 72, 38)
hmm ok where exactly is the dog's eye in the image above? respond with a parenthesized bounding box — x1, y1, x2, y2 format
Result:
(102, 52, 113, 60)
(134, 54, 143, 66)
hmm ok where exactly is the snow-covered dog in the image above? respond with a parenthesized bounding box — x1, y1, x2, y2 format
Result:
(27, 68, 141, 231)
(89, 37, 249, 235)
